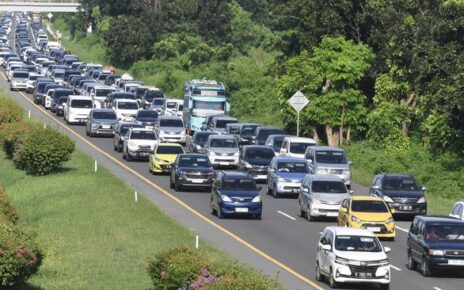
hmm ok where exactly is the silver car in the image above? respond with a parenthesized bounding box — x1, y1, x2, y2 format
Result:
(298, 174, 351, 221)
(305, 146, 352, 188)
(85, 108, 118, 137)
(204, 134, 239, 168)
(10, 70, 29, 91)
(156, 116, 187, 145)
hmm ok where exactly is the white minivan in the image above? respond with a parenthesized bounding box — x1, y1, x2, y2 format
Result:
(279, 136, 317, 158)
(64, 95, 93, 124)
(113, 99, 139, 121)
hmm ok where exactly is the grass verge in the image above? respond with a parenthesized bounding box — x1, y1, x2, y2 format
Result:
(0, 148, 281, 289)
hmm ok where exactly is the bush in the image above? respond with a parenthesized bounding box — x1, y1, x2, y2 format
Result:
(204, 273, 273, 290)
(0, 96, 23, 124)
(0, 224, 43, 287)
(12, 123, 75, 175)
(0, 186, 18, 225)
(146, 246, 209, 290)
(0, 121, 34, 158)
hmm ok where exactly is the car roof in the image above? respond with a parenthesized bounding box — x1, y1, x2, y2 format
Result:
(314, 146, 344, 152)
(159, 116, 182, 120)
(283, 136, 317, 143)
(310, 174, 344, 182)
(415, 215, 464, 224)
(91, 108, 114, 113)
(115, 98, 137, 102)
(158, 143, 183, 147)
(209, 134, 236, 140)
(220, 171, 252, 179)
(214, 116, 238, 121)
(379, 173, 414, 178)
(242, 145, 275, 151)
(350, 196, 383, 202)
(326, 226, 376, 237)
(273, 156, 306, 162)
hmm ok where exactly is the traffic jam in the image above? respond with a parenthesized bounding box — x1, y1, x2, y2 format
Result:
(1, 12, 464, 290)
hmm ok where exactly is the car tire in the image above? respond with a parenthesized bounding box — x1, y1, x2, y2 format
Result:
(272, 184, 279, 198)
(254, 213, 262, 220)
(379, 284, 390, 290)
(169, 179, 174, 189)
(421, 258, 432, 277)
(217, 209, 224, 219)
(329, 268, 338, 288)
(267, 185, 272, 195)
(86, 129, 89, 136)
(174, 180, 181, 191)
(315, 262, 323, 282)
(307, 205, 315, 222)
(407, 251, 417, 270)
(117, 144, 123, 153)
(210, 198, 216, 215)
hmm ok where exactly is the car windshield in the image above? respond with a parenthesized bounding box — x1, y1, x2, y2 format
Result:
(118, 102, 138, 110)
(114, 94, 135, 100)
(120, 125, 143, 135)
(241, 125, 259, 136)
(71, 99, 92, 108)
(245, 148, 275, 161)
(96, 89, 114, 97)
(277, 162, 308, 173)
(137, 110, 158, 118)
(351, 200, 389, 213)
(382, 177, 420, 191)
(53, 91, 72, 99)
(315, 150, 347, 164)
(156, 146, 184, 154)
(210, 138, 237, 148)
(130, 131, 157, 140)
(145, 90, 163, 100)
(425, 224, 464, 241)
(290, 142, 314, 154)
(53, 72, 64, 78)
(312, 181, 347, 194)
(153, 99, 165, 106)
(216, 119, 238, 129)
(222, 178, 257, 191)
(160, 119, 183, 127)
(166, 102, 177, 109)
(335, 235, 382, 252)
(195, 133, 215, 144)
(28, 75, 39, 80)
(13, 72, 28, 78)
(227, 126, 240, 134)
(258, 129, 284, 143)
(178, 156, 211, 167)
(93, 111, 116, 120)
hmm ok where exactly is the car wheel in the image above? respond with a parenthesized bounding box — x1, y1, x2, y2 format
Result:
(86, 129, 89, 136)
(379, 284, 390, 290)
(117, 144, 123, 153)
(298, 202, 305, 218)
(421, 258, 432, 277)
(307, 205, 315, 222)
(272, 184, 279, 198)
(254, 213, 262, 220)
(174, 180, 181, 191)
(122, 151, 127, 160)
(407, 251, 417, 270)
(329, 268, 338, 289)
(315, 262, 323, 282)
(217, 209, 224, 219)
(126, 153, 132, 161)
(267, 185, 272, 195)
(210, 198, 216, 215)
(169, 178, 174, 189)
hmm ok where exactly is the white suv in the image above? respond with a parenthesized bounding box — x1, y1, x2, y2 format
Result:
(316, 227, 391, 290)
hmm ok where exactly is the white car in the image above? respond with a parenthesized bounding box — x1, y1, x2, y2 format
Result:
(449, 201, 464, 220)
(64, 95, 93, 124)
(164, 99, 183, 117)
(279, 136, 317, 158)
(90, 85, 116, 108)
(113, 99, 139, 121)
(316, 227, 391, 290)
(123, 128, 159, 161)
(25, 73, 40, 93)
(10, 71, 29, 91)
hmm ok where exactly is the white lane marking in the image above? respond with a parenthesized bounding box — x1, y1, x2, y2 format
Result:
(395, 225, 409, 233)
(390, 264, 402, 271)
(433, 287, 442, 290)
(277, 211, 296, 221)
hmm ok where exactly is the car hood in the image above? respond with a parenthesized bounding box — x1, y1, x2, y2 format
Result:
(209, 148, 238, 154)
(153, 154, 178, 163)
(316, 163, 349, 170)
(350, 212, 392, 222)
(219, 190, 260, 198)
(160, 127, 184, 133)
(336, 251, 387, 261)
(247, 159, 272, 166)
(383, 190, 424, 198)
(275, 172, 307, 181)
(428, 241, 464, 250)
(129, 140, 157, 146)
(311, 192, 349, 203)
(178, 167, 213, 173)
(94, 119, 117, 124)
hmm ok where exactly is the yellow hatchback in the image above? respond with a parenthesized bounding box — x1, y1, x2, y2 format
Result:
(337, 196, 396, 240)
(149, 143, 185, 174)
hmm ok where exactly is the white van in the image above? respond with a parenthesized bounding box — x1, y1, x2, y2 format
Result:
(90, 86, 116, 108)
(64, 95, 93, 124)
(45, 41, 61, 52)
(279, 136, 317, 158)
(113, 99, 139, 121)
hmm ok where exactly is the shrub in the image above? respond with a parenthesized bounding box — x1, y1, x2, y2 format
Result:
(0, 186, 18, 225)
(203, 272, 276, 290)
(0, 121, 34, 158)
(146, 246, 209, 290)
(0, 224, 43, 287)
(0, 96, 23, 124)
(12, 124, 75, 175)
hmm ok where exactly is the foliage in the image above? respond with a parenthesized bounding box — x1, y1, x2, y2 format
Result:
(0, 95, 23, 124)
(146, 246, 209, 290)
(0, 186, 18, 225)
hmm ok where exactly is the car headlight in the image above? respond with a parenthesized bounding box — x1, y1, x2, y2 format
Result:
(383, 195, 394, 203)
(156, 157, 168, 163)
(128, 141, 137, 148)
(252, 195, 261, 203)
(351, 215, 361, 223)
(417, 197, 426, 203)
(221, 195, 232, 202)
(316, 168, 328, 174)
(179, 170, 188, 175)
(428, 249, 444, 256)
(335, 256, 350, 265)
(243, 161, 252, 169)
(379, 259, 389, 266)
(233, 152, 239, 156)
(343, 169, 351, 174)
(91, 123, 100, 128)
(209, 151, 217, 156)
(385, 217, 394, 224)
(311, 199, 321, 205)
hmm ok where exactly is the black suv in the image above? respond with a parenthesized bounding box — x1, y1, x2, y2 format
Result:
(407, 215, 464, 276)
(170, 154, 214, 191)
(369, 174, 427, 217)
(210, 171, 263, 219)
(239, 145, 275, 182)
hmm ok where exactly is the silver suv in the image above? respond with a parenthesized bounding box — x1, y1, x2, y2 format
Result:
(305, 146, 352, 188)
(298, 174, 350, 221)
(204, 134, 239, 168)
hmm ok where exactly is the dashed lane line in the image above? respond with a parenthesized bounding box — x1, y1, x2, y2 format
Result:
(277, 210, 297, 221)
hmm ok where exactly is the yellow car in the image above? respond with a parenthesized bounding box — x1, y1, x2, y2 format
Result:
(149, 143, 185, 174)
(337, 196, 396, 240)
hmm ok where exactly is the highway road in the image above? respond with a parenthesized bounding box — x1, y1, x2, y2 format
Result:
(4, 17, 464, 290)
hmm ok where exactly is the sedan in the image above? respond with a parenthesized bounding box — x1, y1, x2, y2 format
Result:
(170, 154, 214, 191)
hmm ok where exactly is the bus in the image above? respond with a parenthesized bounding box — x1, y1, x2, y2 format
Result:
(183, 79, 230, 134)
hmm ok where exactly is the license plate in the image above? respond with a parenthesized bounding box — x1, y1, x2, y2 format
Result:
(400, 205, 412, 210)
(191, 179, 204, 184)
(448, 260, 464, 265)
(102, 125, 110, 129)
(219, 162, 229, 166)
(367, 227, 381, 233)
(327, 212, 339, 217)
(257, 175, 267, 179)
(355, 272, 372, 278)
(139, 152, 149, 156)
(235, 207, 248, 213)
(145, 126, 153, 130)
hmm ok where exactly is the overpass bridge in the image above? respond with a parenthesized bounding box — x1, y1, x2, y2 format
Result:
(0, 0, 80, 12)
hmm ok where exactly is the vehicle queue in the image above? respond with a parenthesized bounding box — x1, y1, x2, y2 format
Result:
(1, 12, 464, 290)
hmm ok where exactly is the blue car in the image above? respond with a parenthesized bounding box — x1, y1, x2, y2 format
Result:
(210, 171, 263, 219)
(267, 157, 310, 198)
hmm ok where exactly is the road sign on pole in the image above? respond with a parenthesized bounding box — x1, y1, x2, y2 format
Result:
(288, 90, 309, 137)
(47, 13, 53, 20)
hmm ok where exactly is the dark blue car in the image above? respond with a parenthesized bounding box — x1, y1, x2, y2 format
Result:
(170, 154, 214, 191)
(210, 171, 263, 219)
(266, 157, 310, 197)
(407, 215, 464, 276)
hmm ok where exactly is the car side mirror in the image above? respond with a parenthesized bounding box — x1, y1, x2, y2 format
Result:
(349, 190, 354, 195)
(280, 148, 287, 154)
(340, 207, 347, 213)
(371, 185, 380, 190)
(196, 145, 201, 150)
(422, 186, 428, 191)
(306, 159, 313, 164)
(384, 247, 391, 254)
(390, 209, 396, 214)
(348, 160, 352, 165)
(257, 186, 263, 191)
(269, 168, 275, 173)
(321, 244, 332, 251)
(302, 187, 309, 193)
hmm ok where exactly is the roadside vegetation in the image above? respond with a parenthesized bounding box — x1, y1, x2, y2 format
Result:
(0, 92, 281, 289)
(55, 1, 464, 214)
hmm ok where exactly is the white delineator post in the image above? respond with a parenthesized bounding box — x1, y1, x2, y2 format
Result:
(288, 90, 309, 137)
(134, 191, 138, 202)
(94, 160, 97, 172)
(195, 235, 199, 249)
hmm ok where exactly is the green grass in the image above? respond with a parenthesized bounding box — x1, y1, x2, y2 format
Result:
(0, 148, 281, 290)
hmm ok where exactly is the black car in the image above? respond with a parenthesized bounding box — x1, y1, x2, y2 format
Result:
(264, 134, 289, 154)
(239, 145, 275, 182)
(369, 174, 427, 217)
(135, 109, 158, 128)
(407, 215, 464, 276)
(237, 123, 261, 145)
(112, 122, 144, 152)
(105, 92, 136, 108)
(33, 80, 54, 104)
(170, 154, 214, 191)
(252, 126, 285, 145)
(51, 89, 73, 114)
(189, 131, 218, 153)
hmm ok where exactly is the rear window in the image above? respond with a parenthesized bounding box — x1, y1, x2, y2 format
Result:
(160, 119, 183, 127)
(156, 146, 184, 154)
(166, 102, 177, 109)
(216, 119, 238, 128)
(137, 110, 158, 118)
(351, 200, 389, 213)
(13, 72, 28, 78)
(315, 150, 348, 164)
(290, 142, 315, 154)
(194, 133, 216, 144)
(96, 89, 114, 97)
(117, 102, 138, 110)
(222, 178, 257, 191)
(245, 148, 275, 160)
(258, 128, 284, 142)
(311, 181, 347, 194)
(71, 99, 92, 108)
(153, 99, 166, 106)
(241, 125, 259, 136)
